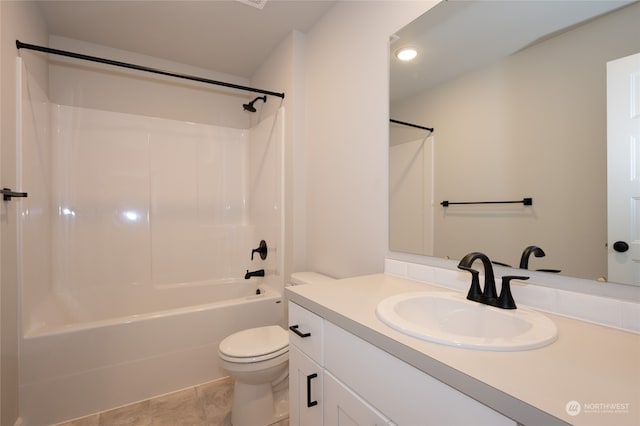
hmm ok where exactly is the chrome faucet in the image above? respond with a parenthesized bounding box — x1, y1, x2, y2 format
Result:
(458, 252, 529, 309)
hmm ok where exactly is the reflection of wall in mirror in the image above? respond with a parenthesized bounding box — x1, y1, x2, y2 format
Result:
(390, 2, 640, 280)
(390, 136, 434, 255)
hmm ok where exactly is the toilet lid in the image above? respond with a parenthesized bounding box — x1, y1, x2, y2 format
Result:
(219, 326, 288, 359)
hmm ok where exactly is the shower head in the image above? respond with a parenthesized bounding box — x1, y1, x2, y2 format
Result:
(243, 95, 267, 112)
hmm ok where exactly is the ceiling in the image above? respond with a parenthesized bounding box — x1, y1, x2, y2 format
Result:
(36, 0, 636, 103)
(36, 0, 336, 78)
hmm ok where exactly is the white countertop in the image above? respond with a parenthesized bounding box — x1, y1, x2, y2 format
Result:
(285, 273, 640, 426)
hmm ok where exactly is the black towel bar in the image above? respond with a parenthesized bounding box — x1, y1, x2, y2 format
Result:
(441, 198, 532, 207)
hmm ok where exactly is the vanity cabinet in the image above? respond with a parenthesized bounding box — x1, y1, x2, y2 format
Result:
(289, 301, 517, 426)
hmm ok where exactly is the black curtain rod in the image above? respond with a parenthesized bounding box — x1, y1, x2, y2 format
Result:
(16, 40, 285, 99)
(390, 118, 434, 132)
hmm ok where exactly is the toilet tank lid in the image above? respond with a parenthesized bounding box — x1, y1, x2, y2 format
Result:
(290, 272, 335, 286)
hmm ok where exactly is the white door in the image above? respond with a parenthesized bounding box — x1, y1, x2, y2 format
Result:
(607, 52, 640, 285)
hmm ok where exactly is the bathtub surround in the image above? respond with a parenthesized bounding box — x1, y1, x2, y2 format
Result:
(20, 92, 284, 330)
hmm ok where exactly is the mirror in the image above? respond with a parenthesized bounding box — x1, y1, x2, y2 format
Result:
(389, 0, 640, 284)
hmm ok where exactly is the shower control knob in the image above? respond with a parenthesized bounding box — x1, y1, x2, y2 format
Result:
(251, 240, 268, 260)
(613, 241, 629, 253)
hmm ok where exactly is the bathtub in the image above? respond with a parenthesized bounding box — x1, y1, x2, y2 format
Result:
(19, 281, 284, 426)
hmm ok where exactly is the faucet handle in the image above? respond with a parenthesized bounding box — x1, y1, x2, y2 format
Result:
(251, 240, 268, 261)
(496, 275, 529, 309)
(458, 265, 483, 302)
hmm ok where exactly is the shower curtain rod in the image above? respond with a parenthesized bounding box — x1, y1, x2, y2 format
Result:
(16, 40, 285, 99)
(390, 118, 434, 132)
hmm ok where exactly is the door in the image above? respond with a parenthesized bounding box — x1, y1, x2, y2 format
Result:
(607, 52, 640, 285)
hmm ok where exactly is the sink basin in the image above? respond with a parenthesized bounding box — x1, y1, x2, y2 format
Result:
(376, 291, 557, 351)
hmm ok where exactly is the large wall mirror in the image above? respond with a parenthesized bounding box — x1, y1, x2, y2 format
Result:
(389, 1, 640, 287)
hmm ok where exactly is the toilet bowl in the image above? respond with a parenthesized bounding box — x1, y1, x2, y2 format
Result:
(219, 272, 335, 426)
(219, 325, 289, 426)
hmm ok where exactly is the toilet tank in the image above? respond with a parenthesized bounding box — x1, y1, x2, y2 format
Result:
(290, 272, 335, 286)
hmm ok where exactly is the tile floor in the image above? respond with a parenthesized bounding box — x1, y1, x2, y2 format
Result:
(55, 377, 289, 426)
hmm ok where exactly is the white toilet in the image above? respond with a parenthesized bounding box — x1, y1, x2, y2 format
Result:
(218, 272, 334, 426)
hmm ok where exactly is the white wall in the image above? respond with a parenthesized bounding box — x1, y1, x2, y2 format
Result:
(389, 137, 434, 255)
(49, 36, 253, 129)
(302, 1, 436, 278)
(391, 2, 640, 280)
(0, 2, 48, 424)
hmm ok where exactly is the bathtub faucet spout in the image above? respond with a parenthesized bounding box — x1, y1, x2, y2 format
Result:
(245, 269, 265, 279)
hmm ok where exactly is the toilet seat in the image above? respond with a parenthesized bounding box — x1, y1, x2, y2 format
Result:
(219, 325, 289, 364)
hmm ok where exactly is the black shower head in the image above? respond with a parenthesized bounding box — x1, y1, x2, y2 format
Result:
(243, 95, 267, 112)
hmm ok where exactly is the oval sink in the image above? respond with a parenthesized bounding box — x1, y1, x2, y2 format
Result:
(376, 291, 557, 351)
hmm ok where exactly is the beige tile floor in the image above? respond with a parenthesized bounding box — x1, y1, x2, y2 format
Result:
(55, 377, 289, 426)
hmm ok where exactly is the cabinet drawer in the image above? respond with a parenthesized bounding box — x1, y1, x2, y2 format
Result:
(288, 302, 324, 365)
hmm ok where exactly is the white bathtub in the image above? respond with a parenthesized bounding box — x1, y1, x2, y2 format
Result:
(19, 281, 284, 426)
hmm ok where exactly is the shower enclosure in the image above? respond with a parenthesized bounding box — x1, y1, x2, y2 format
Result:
(16, 40, 286, 424)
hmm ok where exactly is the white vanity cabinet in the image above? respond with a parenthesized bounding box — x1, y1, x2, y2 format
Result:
(289, 301, 517, 426)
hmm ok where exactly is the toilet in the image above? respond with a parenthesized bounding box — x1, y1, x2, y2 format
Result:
(219, 272, 334, 426)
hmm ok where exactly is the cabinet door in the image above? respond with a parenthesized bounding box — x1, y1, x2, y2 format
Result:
(324, 371, 395, 426)
(289, 345, 323, 426)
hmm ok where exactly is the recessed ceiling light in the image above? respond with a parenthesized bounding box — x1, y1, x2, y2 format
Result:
(396, 47, 418, 62)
